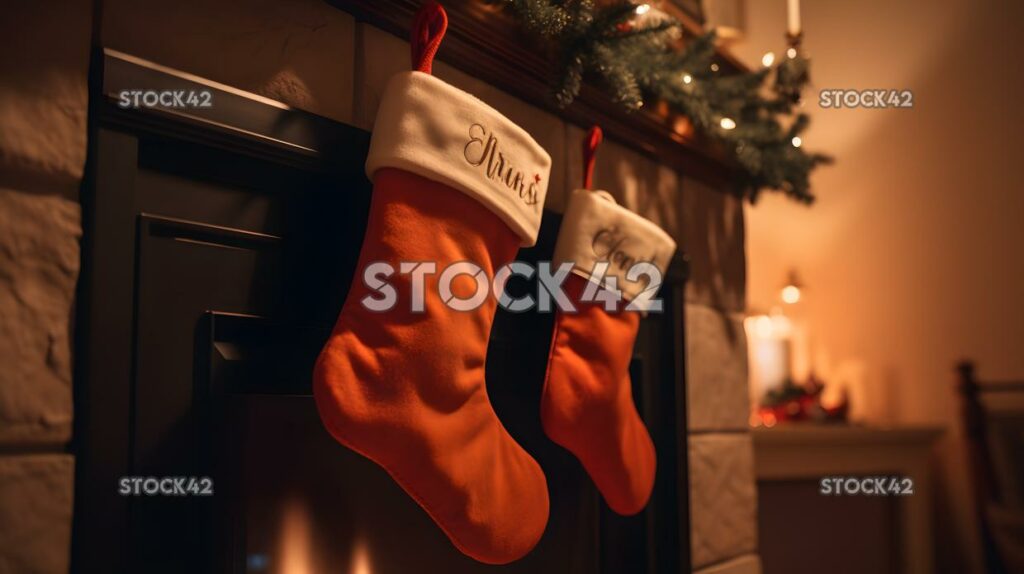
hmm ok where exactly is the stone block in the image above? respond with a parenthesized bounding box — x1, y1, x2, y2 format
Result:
(0, 455, 74, 574)
(0, 188, 80, 445)
(0, 1, 91, 196)
(689, 433, 758, 568)
(686, 304, 749, 431)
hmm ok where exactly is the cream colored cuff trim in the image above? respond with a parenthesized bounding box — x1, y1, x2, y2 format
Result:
(366, 71, 551, 246)
(553, 188, 677, 304)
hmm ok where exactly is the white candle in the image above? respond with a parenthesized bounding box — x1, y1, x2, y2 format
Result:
(745, 314, 794, 405)
(787, 0, 801, 36)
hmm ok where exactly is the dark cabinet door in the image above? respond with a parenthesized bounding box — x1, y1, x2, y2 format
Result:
(74, 49, 690, 574)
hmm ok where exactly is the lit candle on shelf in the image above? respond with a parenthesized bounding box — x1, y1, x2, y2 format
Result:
(744, 313, 793, 407)
(787, 0, 801, 36)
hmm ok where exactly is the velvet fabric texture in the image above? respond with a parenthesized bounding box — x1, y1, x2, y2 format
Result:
(314, 169, 549, 564)
(541, 275, 657, 515)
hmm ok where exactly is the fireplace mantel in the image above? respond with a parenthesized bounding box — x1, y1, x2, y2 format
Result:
(331, 0, 740, 189)
(74, 46, 693, 573)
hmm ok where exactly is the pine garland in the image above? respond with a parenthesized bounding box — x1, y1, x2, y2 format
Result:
(507, 0, 832, 203)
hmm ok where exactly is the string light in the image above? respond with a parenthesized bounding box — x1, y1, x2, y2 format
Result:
(781, 285, 801, 304)
(787, 47, 798, 59)
(761, 52, 776, 67)
(791, 136, 802, 148)
(781, 270, 803, 304)
(502, 2, 826, 204)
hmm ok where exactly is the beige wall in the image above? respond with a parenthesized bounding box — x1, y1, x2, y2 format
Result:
(730, 0, 1024, 571)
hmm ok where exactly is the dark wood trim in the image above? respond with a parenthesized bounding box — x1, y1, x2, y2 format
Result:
(330, 0, 739, 188)
(670, 255, 691, 572)
(98, 48, 370, 175)
(72, 120, 139, 574)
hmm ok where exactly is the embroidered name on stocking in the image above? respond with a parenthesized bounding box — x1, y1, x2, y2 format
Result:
(464, 123, 541, 211)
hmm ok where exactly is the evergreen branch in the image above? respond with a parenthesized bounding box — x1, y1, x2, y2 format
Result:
(505, 0, 831, 203)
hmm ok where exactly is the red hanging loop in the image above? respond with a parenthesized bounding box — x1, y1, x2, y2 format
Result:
(411, 1, 448, 74)
(582, 125, 603, 190)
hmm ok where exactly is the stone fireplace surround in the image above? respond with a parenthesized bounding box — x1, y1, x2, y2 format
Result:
(0, 2, 755, 572)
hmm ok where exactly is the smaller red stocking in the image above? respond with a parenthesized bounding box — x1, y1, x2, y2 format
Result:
(541, 127, 677, 515)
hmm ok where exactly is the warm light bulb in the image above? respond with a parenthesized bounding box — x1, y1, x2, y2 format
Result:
(781, 284, 801, 304)
(635, 3, 651, 15)
(791, 136, 802, 148)
(787, 47, 798, 59)
(720, 117, 736, 130)
(682, 74, 693, 84)
(710, 63, 720, 72)
(761, 52, 776, 67)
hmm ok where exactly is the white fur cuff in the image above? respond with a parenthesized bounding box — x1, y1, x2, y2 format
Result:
(366, 71, 551, 246)
(553, 189, 677, 304)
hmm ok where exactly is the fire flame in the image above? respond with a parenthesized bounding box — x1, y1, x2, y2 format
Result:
(278, 496, 314, 574)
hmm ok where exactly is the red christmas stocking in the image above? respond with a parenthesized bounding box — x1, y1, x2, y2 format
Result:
(541, 127, 677, 515)
(313, 3, 551, 564)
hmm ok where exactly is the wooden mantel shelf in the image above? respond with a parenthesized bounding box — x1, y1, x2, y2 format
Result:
(329, 0, 740, 188)
(752, 423, 944, 482)
(753, 424, 944, 448)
